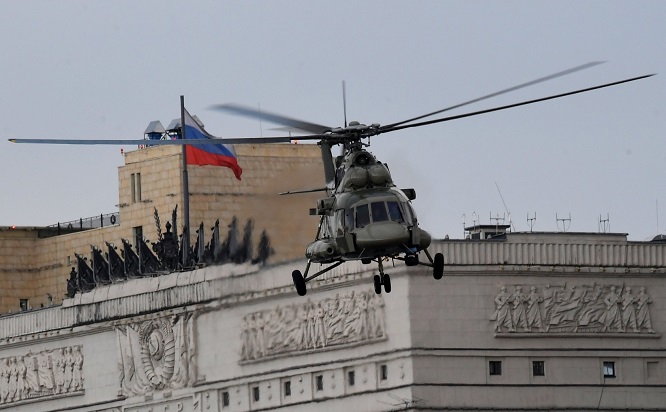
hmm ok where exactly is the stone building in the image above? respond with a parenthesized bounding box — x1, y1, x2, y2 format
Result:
(0, 143, 664, 411)
(0, 143, 323, 313)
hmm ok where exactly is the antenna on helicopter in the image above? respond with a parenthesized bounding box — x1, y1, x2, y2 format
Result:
(342, 80, 348, 128)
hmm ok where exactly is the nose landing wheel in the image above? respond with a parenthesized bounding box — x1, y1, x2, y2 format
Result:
(373, 259, 391, 294)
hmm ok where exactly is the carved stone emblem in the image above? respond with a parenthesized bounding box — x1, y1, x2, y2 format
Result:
(491, 283, 656, 335)
(0, 345, 83, 408)
(241, 290, 386, 362)
(116, 314, 196, 396)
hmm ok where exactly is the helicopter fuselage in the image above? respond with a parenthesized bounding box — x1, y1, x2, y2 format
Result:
(306, 185, 431, 264)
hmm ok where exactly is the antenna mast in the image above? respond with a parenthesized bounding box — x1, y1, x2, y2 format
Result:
(556, 213, 571, 232)
(527, 212, 537, 232)
(342, 80, 348, 127)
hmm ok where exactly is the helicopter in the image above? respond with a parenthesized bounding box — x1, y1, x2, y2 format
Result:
(9, 62, 654, 297)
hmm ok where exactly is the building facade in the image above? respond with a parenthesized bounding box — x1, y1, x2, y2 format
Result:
(0, 143, 664, 411)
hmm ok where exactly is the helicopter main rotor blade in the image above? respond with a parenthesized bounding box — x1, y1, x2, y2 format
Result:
(8, 135, 315, 146)
(210, 103, 333, 134)
(380, 73, 655, 134)
(381, 61, 606, 131)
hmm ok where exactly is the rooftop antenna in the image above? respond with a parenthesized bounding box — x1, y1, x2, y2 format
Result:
(490, 212, 506, 234)
(598, 213, 610, 233)
(556, 213, 571, 232)
(495, 182, 515, 231)
(527, 212, 537, 232)
(342, 80, 348, 128)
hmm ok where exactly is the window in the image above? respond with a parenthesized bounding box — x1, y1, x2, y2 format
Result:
(347, 370, 355, 386)
(380, 364, 388, 381)
(603, 361, 616, 378)
(646, 361, 659, 379)
(356, 205, 370, 228)
(532, 361, 545, 377)
(371, 201, 389, 222)
(130, 173, 142, 203)
(345, 208, 355, 230)
(284, 380, 291, 397)
(19, 299, 29, 312)
(489, 361, 502, 376)
(315, 375, 323, 391)
(252, 386, 260, 402)
(387, 201, 403, 222)
(221, 391, 229, 407)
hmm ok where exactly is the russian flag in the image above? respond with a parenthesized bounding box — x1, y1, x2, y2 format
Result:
(183, 109, 242, 180)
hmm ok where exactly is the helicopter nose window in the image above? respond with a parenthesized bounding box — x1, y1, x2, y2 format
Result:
(387, 201, 403, 222)
(356, 204, 370, 228)
(371, 201, 389, 223)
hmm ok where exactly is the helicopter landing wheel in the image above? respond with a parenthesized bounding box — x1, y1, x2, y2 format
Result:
(383, 273, 392, 293)
(433, 253, 444, 280)
(373, 275, 382, 295)
(292, 270, 307, 296)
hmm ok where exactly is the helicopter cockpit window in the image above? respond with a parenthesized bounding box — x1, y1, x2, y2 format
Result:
(387, 201, 403, 222)
(401, 202, 414, 224)
(371, 201, 389, 223)
(356, 204, 370, 228)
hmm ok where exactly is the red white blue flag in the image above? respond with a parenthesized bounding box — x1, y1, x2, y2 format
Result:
(183, 109, 242, 180)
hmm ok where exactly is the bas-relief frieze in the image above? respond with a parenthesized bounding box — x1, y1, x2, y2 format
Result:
(0, 345, 83, 408)
(491, 283, 656, 335)
(241, 290, 386, 362)
(116, 314, 197, 397)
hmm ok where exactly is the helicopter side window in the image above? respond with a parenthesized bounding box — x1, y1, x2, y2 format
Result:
(345, 208, 355, 231)
(356, 204, 370, 228)
(401, 202, 414, 224)
(371, 201, 389, 223)
(387, 201, 403, 222)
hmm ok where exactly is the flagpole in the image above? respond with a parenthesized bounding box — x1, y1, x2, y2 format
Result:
(180, 95, 191, 267)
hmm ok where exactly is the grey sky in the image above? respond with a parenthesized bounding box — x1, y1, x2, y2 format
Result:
(1, 1, 664, 240)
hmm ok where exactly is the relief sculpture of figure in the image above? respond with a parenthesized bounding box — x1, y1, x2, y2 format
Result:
(254, 313, 266, 358)
(16, 356, 28, 400)
(0, 359, 9, 404)
(620, 287, 639, 333)
(240, 316, 252, 360)
(312, 302, 326, 348)
(371, 294, 386, 338)
(526, 286, 544, 332)
(294, 302, 310, 350)
(63, 347, 74, 392)
(599, 286, 622, 332)
(511, 286, 529, 332)
(490, 286, 515, 332)
(574, 283, 604, 331)
(7, 357, 17, 403)
(547, 285, 583, 331)
(636, 287, 655, 333)
(54, 349, 67, 394)
(71, 346, 84, 391)
(38, 354, 55, 392)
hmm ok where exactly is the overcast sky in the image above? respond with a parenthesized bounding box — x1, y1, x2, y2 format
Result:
(1, 1, 664, 241)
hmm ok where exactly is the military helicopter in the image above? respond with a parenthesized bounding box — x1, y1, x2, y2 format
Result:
(9, 62, 654, 297)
